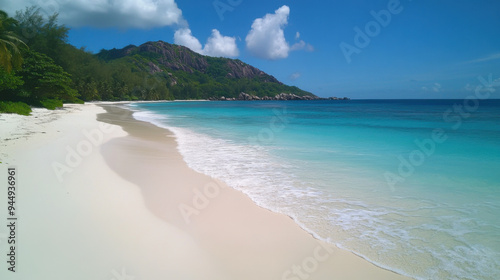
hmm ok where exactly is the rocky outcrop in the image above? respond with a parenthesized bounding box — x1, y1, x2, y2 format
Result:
(137, 41, 209, 73)
(211, 96, 237, 101)
(274, 92, 314, 100)
(326, 97, 350, 100)
(147, 62, 163, 74)
(209, 92, 327, 101)
(209, 93, 350, 101)
(226, 60, 280, 83)
(100, 41, 281, 82)
(238, 92, 260, 100)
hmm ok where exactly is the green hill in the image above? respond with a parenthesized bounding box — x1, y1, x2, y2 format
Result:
(94, 41, 317, 100)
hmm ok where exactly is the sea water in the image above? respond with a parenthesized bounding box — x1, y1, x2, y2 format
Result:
(130, 100, 500, 280)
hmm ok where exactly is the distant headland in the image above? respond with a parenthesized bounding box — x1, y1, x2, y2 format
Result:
(209, 92, 350, 101)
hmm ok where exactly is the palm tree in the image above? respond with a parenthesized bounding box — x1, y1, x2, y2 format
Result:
(0, 10, 28, 73)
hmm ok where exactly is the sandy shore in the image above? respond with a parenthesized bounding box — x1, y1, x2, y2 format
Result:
(0, 103, 411, 280)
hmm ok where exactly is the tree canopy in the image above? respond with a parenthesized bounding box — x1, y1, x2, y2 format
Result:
(0, 10, 28, 72)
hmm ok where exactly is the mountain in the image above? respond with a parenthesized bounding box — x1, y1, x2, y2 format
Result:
(96, 41, 317, 100)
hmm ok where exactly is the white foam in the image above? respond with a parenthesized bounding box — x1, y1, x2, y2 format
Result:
(131, 107, 500, 280)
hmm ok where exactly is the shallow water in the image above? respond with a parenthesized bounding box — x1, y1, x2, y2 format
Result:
(131, 100, 500, 280)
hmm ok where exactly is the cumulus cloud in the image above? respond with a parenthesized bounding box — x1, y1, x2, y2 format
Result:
(245, 5, 312, 60)
(4, 0, 184, 29)
(246, 5, 290, 59)
(292, 32, 314, 52)
(174, 28, 204, 53)
(174, 28, 239, 58)
(203, 29, 239, 57)
(291, 40, 314, 52)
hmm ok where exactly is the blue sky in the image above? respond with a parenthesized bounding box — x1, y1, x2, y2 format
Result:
(4, 0, 500, 98)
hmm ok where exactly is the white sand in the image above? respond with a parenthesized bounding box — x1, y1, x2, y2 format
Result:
(0, 105, 223, 280)
(0, 104, 412, 280)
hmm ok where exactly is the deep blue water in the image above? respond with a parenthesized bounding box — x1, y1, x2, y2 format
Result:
(131, 99, 500, 280)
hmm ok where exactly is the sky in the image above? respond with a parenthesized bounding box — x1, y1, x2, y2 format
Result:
(2, 0, 500, 99)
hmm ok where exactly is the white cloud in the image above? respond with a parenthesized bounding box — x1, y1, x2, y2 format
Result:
(5, 0, 184, 29)
(174, 28, 204, 53)
(246, 5, 290, 60)
(203, 29, 239, 57)
(291, 30, 314, 52)
(289, 72, 301, 81)
(291, 40, 314, 52)
(245, 5, 312, 60)
(174, 28, 239, 58)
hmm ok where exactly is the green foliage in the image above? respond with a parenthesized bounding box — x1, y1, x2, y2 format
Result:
(14, 6, 68, 66)
(205, 56, 230, 77)
(0, 7, 83, 115)
(0, 101, 31, 115)
(0, 10, 28, 72)
(0, 68, 23, 91)
(40, 98, 63, 110)
(17, 50, 79, 103)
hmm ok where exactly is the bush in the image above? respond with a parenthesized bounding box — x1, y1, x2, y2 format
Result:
(0, 101, 32, 115)
(40, 99, 63, 110)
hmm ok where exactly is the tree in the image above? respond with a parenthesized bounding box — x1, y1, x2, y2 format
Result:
(0, 10, 28, 73)
(14, 6, 69, 66)
(0, 68, 23, 93)
(17, 50, 79, 103)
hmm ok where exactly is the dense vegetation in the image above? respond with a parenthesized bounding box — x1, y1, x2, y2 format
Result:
(0, 6, 315, 115)
(0, 7, 80, 114)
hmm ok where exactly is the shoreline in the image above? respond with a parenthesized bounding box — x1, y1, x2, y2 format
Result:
(97, 103, 411, 279)
(0, 103, 411, 279)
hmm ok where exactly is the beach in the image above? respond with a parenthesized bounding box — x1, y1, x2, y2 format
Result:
(0, 103, 410, 280)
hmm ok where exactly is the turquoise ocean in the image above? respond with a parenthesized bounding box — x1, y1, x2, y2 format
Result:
(130, 100, 500, 280)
